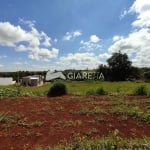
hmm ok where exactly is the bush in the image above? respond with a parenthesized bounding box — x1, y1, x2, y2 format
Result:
(0, 88, 21, 97)
(134, 85, 148, 96)
(96, 87, 107, 95)
(47, 82, 67, 97)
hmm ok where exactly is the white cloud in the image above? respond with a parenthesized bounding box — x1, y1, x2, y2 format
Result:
(0, 21, 58, 61)
(113, 35, 123, 42)
(109, 28, 150, 67)
(120, 9, 128, 19)
(41, 32, 51, 47)
(90, 35, 100, 43)
(0, 60, 52, 72)
(57, 52, 102, 70)
(28, 48, 59, 61)
(99, 53, 111, 60)
(16, 45, 27, 51)
(73, 31, 82, 37)
(63, 30, 82, 41)
(79, 35, 102, 52)
(0, 22, 27, 47)
(129, 0, 150, 28)
(63, 32, 72, 41)
(108, 0, 150, 68)
(132, 50, 150, 67)
(19, 18, 36, 28)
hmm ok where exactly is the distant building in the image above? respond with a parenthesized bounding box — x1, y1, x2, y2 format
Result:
(0, 77, 16, 85)
(21, 75, 44, 86)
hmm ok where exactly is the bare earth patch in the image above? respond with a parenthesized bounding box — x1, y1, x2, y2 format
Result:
(0, 95, 149, 150)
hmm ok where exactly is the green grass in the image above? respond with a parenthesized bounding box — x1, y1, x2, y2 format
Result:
(71, 106, 105, 115)
(35, 134, 150, 150)
(0, 83, 50, 97)
(0, 112, 24, 130)
(37, 81, 149, 95)
(134, 85, 148, 96)
(0, 112, 43, 129)
(111, 106, 150, 123)
(0, 81, 150, 96)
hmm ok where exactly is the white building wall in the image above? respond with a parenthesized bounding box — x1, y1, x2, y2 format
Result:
(0, 77, 16, 85)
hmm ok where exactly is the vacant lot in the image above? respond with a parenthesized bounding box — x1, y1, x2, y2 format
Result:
(1, 81, 150, 96)
(0, 95, 149, 149)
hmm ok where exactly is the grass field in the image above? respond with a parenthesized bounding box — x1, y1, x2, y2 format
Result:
(0, 81, 150, 96)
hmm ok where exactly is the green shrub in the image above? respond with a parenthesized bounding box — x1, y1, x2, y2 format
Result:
(96, 87, 107, 95)
(47, 82, 67, 97)
(86, 90, 96, 96)
(0, 88, 21, 97)
(134, 85, 148, 96)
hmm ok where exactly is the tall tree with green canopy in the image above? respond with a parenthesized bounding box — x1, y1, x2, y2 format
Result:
(107, 51, 132, 81)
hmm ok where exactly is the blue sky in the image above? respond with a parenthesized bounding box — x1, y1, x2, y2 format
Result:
(0, 0, 150, 71)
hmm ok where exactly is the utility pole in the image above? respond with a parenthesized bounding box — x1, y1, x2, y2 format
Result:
(17, 70, 19, 84)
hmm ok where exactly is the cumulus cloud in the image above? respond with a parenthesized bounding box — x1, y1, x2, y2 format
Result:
(109, 28, 150, 52)
(99, 53, 111, 60)
(41, 32, 51, 47)
(109, 28, 150, 67)
(108, 0, 150, 67)
(0, 21, 58, 61)
(129, 0, 150, 28)
(63, 30, 82, 41)
(90, 35, 100, 43)
(113, 35, 124, 42)
(79, 35, 102, 52)
(28, 48, 59, 61)
(0, 22, 27, 47)
(119, 0, 150, 28)
(57, 52, 102, 69)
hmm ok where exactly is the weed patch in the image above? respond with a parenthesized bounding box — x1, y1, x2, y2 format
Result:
(86, 90, 96, 96)
(71, 106, 106, 115)
(96, 87, 107, 95)
(35, 132, 150, 150)
(0, 112, 24, 130)
(111, 106, 150, 123)
(133, 85, 148, 96)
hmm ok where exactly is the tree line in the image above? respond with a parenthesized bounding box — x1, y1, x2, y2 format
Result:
(97, 51, 150, 81)
(0, 52, 150, 82)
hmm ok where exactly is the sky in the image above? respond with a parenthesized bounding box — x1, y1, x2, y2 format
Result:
(0, 0, 150, 71)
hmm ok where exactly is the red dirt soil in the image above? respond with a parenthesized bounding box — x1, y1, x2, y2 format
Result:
(0, 95, 149, 150)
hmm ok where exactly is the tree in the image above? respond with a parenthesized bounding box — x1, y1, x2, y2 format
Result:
(129, 66, 141, 80)
(144, 71, 150, 82)
(107, 51, 132, 81)
(97, 64, 110, 80)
